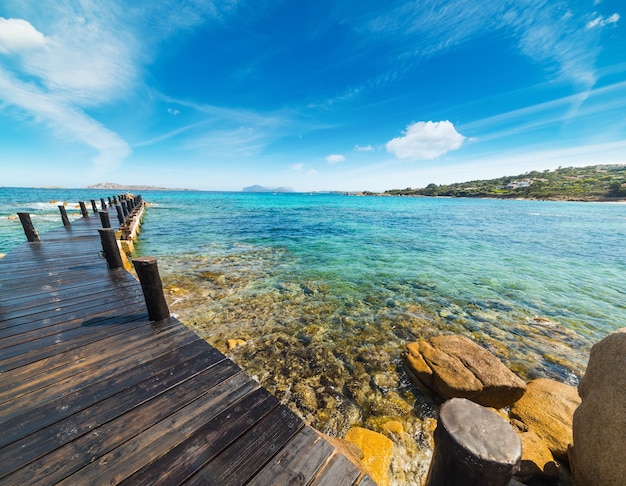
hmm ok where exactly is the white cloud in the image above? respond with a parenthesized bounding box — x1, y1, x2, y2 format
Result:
(386, 121, 465, 161)
(326, 154, 346, 164)
(167, 108, 181, 115)
(0, 67, 131, 171)
(354, 144, 374, 152)
(291, 163, 304, 171)
(586, 13, 620, 29)
(0, 17, 46, 54)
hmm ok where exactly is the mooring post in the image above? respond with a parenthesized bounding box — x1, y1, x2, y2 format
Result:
(107, 196, 112, 205)
(58, 205, 71, 226)
(132, 256, 170, 321)
(17, 212, 40, 242)
(425, 398, 521, 486)
(121, 201, 129, 218)
(115, 204, 125, 225)
(98, 229, 124, 269)
(79, 201, 89, 218)
(90, 199, 98, 213)
(99, 210, 111, 229)
(100, 197, 107, 210)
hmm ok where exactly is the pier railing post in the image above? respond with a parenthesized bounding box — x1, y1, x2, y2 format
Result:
(100, 197, 107, 210)
(17, 212, 40, 242)
(132, 256, 170, 322)
(79, 201, 89, 218)
(425, 398, 521, 486)
(98, 229, 124, 269)
(99, 210, 111, 229)
(115, 204, 125, 225)
(91, 199, 98, 213)
(58, 205, 71, 226)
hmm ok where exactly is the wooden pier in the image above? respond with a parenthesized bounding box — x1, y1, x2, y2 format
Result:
(0, 201, 374, 485)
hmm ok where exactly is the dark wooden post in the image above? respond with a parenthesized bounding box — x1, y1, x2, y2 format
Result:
(115, 204, 125, 225)
(58, 205, 71, 226)
(425, 398, 521, 486)
(107, 196, 112, 205)
(99, 210, 111, 229)
(79, 201, 89, 218)
(17, 212, 40, 242)
(98, 229, 123, 269)
(90, 199, 98, 213)
(100, 197, 107, 210)
(132, 257, 170, 321)
(121, 201, 129, 218)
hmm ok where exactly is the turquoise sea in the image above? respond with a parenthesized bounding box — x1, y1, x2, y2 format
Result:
(2, 187, 625, 482)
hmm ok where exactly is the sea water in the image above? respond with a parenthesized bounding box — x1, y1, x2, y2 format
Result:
(2, 187, 625, 483)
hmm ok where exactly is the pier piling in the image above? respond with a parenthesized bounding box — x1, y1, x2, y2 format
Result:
(99, 210, 111, 229)
(132, 256, 170, 322)
(17, 212, 40, 242)
(98, 228, 124, 269)
(79, 201, 89, 218)
(425, 398, 521, 486)
(58, 205, 71, 226)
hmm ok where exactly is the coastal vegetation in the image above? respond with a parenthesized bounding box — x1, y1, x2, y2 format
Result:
(384, 164, 626, 200)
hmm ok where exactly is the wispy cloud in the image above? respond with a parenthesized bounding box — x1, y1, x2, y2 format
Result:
(354, 144, 374, 152)
(326, 154, 346, 164)
(586, 13, 620, 29)
(386, 121, 465, 161)
(291, 163, 305, 171)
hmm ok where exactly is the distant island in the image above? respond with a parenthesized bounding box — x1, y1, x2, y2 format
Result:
(86, 182, 194, 191)
(380, 164, 626, 201)
(243, 185, 294, 193)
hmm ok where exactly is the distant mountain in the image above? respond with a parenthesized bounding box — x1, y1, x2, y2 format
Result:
(243, 185, 294, 193)
(86, 182, 193, 191)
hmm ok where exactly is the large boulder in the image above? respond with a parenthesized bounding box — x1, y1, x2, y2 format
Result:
(510, 419, 559, 479)
(404, 335, 526, 408)
(571, 327, 626, 485)
(509, 378, 580, 462)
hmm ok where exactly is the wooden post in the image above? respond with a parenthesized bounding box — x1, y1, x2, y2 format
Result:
(91, 199, 98, 213)
(99, 210, 111, 229)
(132, 256, 170, 321)
(107, 196, 112, 205)
(79, 201, 89, 218)
(98, 229, 123, 269)
(17, 212, 40, 242)
(121, 201, 129, 218)
(58, 205, 71, 226)
(100, 197, 107, 210)
(425, 398, 521, 486)
(115, 204, 125, 225)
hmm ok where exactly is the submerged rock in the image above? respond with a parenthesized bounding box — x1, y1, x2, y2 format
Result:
(509, 378, 580, 462)
(344, 426, 393, 486)
(404, 335, 526, 408)
(571, 327, 626, 486)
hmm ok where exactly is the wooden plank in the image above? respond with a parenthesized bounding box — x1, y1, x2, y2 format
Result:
(0, 304, 148, 371)
(0, 348, 228, 479)
(0, 340, 222, 450)
(0, 319, 193, 404)
(247, 426, 335, 486)
(310, 452, 363, 486)
(182, 404, 304, 486)
(47, 374, 263, 486)
(120, 387, 284, 485)
(0, 321, 196, 420)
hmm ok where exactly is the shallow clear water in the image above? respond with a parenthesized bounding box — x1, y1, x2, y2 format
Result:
(3, 187, 625, 484)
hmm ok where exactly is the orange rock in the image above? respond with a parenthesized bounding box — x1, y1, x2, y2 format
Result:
(344, 427, 393, 486)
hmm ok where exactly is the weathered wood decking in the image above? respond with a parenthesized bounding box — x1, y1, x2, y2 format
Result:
(0, 209, 374, 485)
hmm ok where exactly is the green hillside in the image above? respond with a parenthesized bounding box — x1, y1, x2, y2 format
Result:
(384, 164, 626, 200)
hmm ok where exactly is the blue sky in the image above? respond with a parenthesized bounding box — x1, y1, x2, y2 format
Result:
(0, 0, 624, 191)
